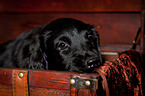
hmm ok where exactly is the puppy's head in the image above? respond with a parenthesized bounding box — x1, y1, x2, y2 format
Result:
(41, 18, 102, 73)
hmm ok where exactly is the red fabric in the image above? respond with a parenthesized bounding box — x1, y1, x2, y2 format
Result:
(94, 49, 143, 96)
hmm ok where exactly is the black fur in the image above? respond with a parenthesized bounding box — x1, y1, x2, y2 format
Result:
(0, 18, 102, 73)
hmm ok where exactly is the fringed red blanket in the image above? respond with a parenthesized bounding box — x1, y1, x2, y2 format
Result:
(94, 49, 144, 96)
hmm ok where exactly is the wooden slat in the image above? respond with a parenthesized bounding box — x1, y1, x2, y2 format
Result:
(0, 84, 12, 96)
(101, 45, 140, 52)
(0, 0, 141, 12)
(29, 87, 70, 96)
(29, 70, 71, 90)
(0, 68, 12, 85)
(0, 13, 141, 45)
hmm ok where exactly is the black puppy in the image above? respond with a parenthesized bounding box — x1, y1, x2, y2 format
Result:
(0, 18, 102, 73)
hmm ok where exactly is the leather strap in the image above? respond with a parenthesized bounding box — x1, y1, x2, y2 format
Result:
(12, 70, 29, 96)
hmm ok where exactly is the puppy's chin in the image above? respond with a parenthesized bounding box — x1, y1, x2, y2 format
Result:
(73, 63, 101, 73)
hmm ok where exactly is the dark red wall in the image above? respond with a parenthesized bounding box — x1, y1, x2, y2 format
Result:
(0, 0, 142, 52)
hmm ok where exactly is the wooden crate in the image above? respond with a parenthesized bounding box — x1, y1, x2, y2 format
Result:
(0, 68, 102, 96)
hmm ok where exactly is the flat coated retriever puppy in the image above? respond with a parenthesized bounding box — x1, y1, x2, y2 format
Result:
(0, 18, 102, 73)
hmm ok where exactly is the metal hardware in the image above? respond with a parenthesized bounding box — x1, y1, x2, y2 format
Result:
(70, 79, 76, 85)
(85, 80, 91, 86)
(70, 76, 98, 89)
(18, 72, 24, 78)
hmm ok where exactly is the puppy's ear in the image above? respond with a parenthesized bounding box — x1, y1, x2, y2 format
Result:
(27, 26, 50, 70)
(28, 35, 48, 70)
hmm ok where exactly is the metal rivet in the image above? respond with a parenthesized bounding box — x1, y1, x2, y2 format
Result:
(85, 80, 91, 86)
(18, 72, 24, 78)
(70, 79, 75, 85)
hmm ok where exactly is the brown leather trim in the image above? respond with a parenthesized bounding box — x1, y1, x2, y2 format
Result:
(12, 70, 29, 96)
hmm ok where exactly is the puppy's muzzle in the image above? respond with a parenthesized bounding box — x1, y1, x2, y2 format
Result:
(86, 57, 101, 69)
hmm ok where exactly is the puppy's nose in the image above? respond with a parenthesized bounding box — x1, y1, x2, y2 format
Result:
(87, 58, 100, 69)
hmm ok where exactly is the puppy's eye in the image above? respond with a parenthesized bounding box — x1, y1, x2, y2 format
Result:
(57, 41, 69, 50)
(88, 35, 94, 41)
